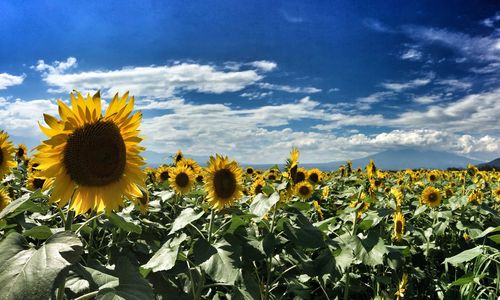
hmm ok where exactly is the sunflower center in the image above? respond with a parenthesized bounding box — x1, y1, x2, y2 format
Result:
(294, 171, 306, 183)
(196, 175, 203, 183)
(160, 171, 169, 181)
(33, 178, 45, 189)
(268, 174, 276, 181)
(396, 220, 403, 233)
(213, 169, 236, 199)
(430, 175, 436, 181)
(255, 184, 263, 194)
(246, 168, 253, 174)
(309, 173, 319, 183)
(63, 121, 126, 187)
(175, 172, 190, 188)
(17, 148, 24, 157)
(428, 193, 438, 203)
(299, 185, 310, 196)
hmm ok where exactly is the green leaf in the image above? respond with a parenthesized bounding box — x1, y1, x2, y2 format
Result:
(443, 246, 483, 267)
(448, 273, 485, 287)
(192, 238, 218, 265)
(414, 205, 427, 217)
(97, 257, 154, 300)
(142, 233, 187, 272)
(283, 213, 325, 249)
(487, 234, 500, 244)
(0, 193, 45, 219)
(22, 225, 55, 240)
(0, 231, 83, 300)
(353, 232, 388, 267)
(472, 226, 500, 239)
(249, 192, 280, 220)
(262, 185, 274, 196)
(107, 212, 142, 234)
(169, 208, 204, 235)
(201, 239, 240, 284)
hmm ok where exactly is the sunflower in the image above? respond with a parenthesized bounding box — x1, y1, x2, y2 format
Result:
(421, 186, 442, 208)
(427, 170, 440, 182)
(295, 181, 313, 199)
(308, 168, 323, 184)
(293, 167, 307, 184)
(204, 155, 243, 211)
(178, 158, 202, 174)
(392, 211, 405, 241)
(33, 91, 145, 215)
(0, 187, 11, 211)
(173, 150, 184, 164)
(467, 189, 483, 204)
(265, 169, 279, 181)
(313, 200, 324, 220)
(27, 172, 51, 191)
(395, 273, 408, 300)
(135, 186, 149, 214)
(0, 131, 16, 179)
(322, 185, 330, 199)
(251, 177, 265, 195)
(287, 147, 299, 183)
(169, 164, 195, 194)
(16, 144, 28, 161)
(155, 166, 171, 183)
(391, 187, 404, 208)
(494, 187, 500, 201)
(245, 167, 254, 176)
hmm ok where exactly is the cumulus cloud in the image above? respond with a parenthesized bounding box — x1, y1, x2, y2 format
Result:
(32, 57, 77, 74)
(248, 60, 278, 72)
(0, 97, 58, 137)
(0, 73, 25, 90)
(34, 58, 265, 98)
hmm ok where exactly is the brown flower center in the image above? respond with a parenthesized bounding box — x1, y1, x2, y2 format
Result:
(294, 171, 306, 184)
(63, 121, 126, 187)
(396, 220, 403, 233)
(175, 172, 190, 188)
(33, 178, 46, 189)
(309, 173, 319, 183)
(428, 192, 438, 203)
(213, 169, 236, 199)
(299, 185, 310, 196)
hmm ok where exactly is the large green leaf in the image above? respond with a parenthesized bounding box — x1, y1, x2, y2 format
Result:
(443, 246, 483, 267)
(201, 239, 241, 284)
(142, 233, 187, 272)
(107, 212, 142, 234)
(283, 212, 325, 249)
(97, 257, 154, 300)
(249, 192, 280, 220)
(0, 231, 83, 300)
(0, 193, 46, 219)
(169, 208, 204, 235)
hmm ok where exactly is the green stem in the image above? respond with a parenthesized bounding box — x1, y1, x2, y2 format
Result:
(56, 276, 66, 300)
(344, 189, 361, 300)
(265, 204, 279, 300)
(75, 212, 104, 234)
(207, 209, 215, 243)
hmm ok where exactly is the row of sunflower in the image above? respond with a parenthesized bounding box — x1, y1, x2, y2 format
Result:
(0, 91, 499, 300)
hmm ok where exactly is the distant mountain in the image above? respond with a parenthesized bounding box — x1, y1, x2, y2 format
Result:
(145, 149, 484, 171)
(477, 158, 500, 170)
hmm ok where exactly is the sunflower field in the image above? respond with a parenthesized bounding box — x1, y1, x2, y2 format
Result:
(0, 92, 499, 300)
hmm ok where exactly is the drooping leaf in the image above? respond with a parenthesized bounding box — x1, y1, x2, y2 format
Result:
(443, 246, 483, 267)
(0, 231, 83, 300)
(249, 192, 280, 220)
(169, 208, 204, 235)
(142, 233, 187, 272)
(201, 239, 241, 284)
(107, 212, 142, 234)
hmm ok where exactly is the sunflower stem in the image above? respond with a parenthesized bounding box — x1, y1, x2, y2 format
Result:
(75, 212, 104, 234)
(65, 210, 75, 231)
(56, 276, 66, 300)
(265, 204, 279, 300)
(207, 209, 215, 243)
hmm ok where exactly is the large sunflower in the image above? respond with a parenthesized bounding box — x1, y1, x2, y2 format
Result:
(169, 164, 195, 194)
(204, 155, 243, 211)
(34, 91, 145, 215)
(0, 187, 11, 211)
(0, 131, 16, 179)
(307, 168, 323, 184)
(251, 177, 265, 195)
(421, 186, 442, 208)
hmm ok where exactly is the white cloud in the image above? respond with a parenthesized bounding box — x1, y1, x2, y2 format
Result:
(240, 91, 273, 100)
(249, 60, 277, 72)
(0, 73, 25, 90)
(481, 12, 500, 28)
(401, 48, 422, 61)
(258, 82, 321, 93)
(355, 91, 394, 110)
(435, 79, 472, 90)
(0, 97, 58, 137)
(35, 58, 265, 98)
(413, 95, 439, 104)
(33, 57, 77, 74)
(381, 75, 433, 92)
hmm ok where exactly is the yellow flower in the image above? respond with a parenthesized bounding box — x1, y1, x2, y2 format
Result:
(313, 200, 324, 220)
(467, 189, 483, 204)
(392, 211, 405, 241)
(26, 172, 52, 191)
(169, 164, 196, 194)
(421, 186, 442, 208)
(178, 158, 202, 174)
(16, 144, 28, 161)
(204, 155, 243, 211)
(493, 187, 500, 202)
(245, 167, 255, 176)
(391, 187, 404, 208)
(427, 170, 440, 182)
(322, 186, 330, 199)
(0, 131, 16, 179)
(155, 166, 171, 183)
(0, 187, 11, 211)
(395, 273, 408, 300)
(173, 150, 184, 164)
(33, 91, 145, 215)
(294, 181, 313, 199)
(251, 177, 266, 195)
(136, 186, 149, 214)
(463, 232, 470, 241)
(308, 168, 323, 184)
(293, 167, 307, 184)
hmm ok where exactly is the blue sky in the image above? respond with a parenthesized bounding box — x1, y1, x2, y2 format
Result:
(0, 0, 499, 163)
